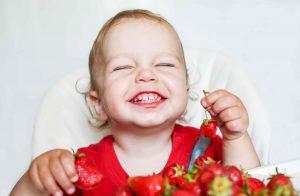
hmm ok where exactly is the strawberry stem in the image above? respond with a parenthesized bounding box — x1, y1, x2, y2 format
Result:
(203, 90, 210, 120)
(203, 90, 210, 96)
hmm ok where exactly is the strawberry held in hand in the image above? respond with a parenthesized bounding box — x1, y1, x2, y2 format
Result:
(74, 151, 104, 190)
(200, 90, 218, 139)
(200, 118, 218, 139)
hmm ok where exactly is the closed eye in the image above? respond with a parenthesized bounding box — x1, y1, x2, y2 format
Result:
(112, 65, 134, 71)
(156, 63, 175, 67)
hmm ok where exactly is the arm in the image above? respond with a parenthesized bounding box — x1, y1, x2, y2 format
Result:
(222, 132, 260, 169)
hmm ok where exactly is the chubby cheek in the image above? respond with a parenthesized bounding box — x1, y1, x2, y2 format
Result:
(174, 88, 189, 116)
(101, 77, 130, 117)
(164, 74, 189, 115)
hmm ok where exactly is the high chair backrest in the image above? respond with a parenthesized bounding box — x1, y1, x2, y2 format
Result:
(32, 48, 270, 165)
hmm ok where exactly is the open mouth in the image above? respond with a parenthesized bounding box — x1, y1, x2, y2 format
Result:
(129, 91, 167, 108)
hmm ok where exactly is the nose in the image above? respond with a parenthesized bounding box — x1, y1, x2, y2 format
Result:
(135, 67, 158, 83)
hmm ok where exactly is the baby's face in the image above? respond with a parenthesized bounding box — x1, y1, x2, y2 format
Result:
(99, 18, 188, 129)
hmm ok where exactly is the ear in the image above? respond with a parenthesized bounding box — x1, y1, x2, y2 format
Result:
(89, 91, 108, 122)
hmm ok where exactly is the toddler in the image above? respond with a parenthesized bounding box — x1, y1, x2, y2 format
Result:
(11, 9, 260, 196)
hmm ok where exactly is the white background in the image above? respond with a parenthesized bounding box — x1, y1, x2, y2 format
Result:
(1, 0, 300, 195)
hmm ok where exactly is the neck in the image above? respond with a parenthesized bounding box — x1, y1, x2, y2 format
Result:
(111, 123, 175, 158)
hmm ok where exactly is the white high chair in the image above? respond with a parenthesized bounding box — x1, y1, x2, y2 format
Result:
(32, 48, 271, 165)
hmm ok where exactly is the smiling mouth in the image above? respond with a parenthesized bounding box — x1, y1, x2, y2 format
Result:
(129, 92, 166, 108)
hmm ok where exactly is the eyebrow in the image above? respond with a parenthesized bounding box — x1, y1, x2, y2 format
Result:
(106, 52, 182, 65)
(154, 52, 182, 63)
(105, 54, 132, 66)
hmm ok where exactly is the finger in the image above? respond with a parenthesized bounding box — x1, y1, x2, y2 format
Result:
(217, 106, 242, 122)
(201, 89, 228, 108)
(206, 106, 217, 117)
(223, 118, 246, 133)
(38, 163, 63, 196)
(212, 94, 241, 114)
(49, 158, 76, 195)
(28, 162, 45, 191)
(60, 151, 78, 182)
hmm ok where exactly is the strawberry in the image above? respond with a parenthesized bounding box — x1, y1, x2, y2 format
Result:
(200, 90, 218, 139)
(73, 151, 103, 190)
(195, 155, 208, 169)
(196, 169, 215, 185)
(180, 182, 201, 195)
(171, 189, 197, 196)
(162, 164, 186, 185)
(207, 176, 233, 195)
(231, 183, 244, 196)
(175, 175, 189, 189)
(205, 162, 225, 177)
(244, 177, 265, 194)
(128, 174, 164, 196)
(194, 156, 215, 169)
(115, 186, 133, 196)
(200, 119, 218, 139)
(194, 168, 215, 195)
(252, 188, 269, 196)
(267, 170, 294, 195)
(225, 165, 243, 187)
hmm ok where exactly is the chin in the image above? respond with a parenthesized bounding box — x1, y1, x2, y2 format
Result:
(133, 115, 179, 128)
(133, 121, 165, 128)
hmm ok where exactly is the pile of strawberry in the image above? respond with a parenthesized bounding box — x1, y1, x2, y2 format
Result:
(115, 159, 297, 196)
(73, 150, 297, 196)
(113, 95, 297, 195)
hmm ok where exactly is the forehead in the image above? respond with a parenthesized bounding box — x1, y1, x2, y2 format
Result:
(101, 18, 182, 62)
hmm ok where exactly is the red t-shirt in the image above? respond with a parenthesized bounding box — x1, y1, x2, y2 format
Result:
(73, 124, 201, 195)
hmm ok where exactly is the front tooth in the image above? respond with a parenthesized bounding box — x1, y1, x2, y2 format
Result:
(149, 94, 154, 101)
(142, 95, 148, 102)
(138, 94, 144, 101)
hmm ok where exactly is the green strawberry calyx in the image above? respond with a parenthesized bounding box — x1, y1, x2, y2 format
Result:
(71, 148, 86, 159)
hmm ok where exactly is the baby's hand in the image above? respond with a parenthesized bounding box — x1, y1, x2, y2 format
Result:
(28, 149, 78, 196)
(201, 89, 249, 141)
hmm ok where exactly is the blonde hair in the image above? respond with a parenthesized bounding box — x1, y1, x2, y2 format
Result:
(88, 9, 187, 92)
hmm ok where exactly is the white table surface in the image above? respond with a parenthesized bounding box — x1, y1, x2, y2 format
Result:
(247, 159, 300, 190)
